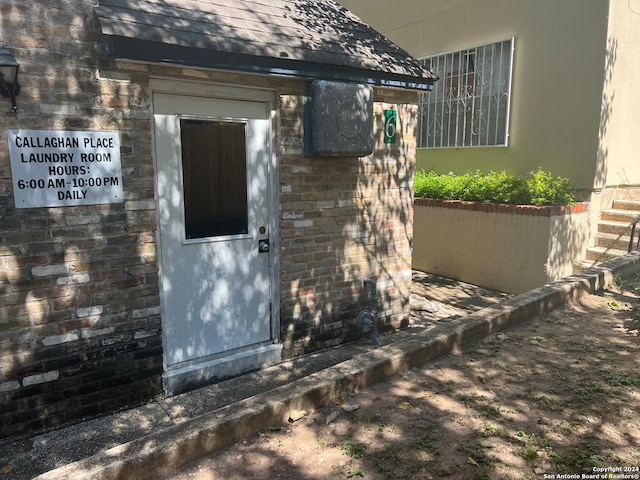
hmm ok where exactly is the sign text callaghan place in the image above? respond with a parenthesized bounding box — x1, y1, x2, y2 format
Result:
(8, 129, 123, 208)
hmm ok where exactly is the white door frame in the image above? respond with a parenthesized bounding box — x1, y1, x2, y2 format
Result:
(150, 78, 281, 395)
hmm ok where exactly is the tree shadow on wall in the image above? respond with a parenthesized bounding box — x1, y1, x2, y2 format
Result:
(280, 96, 420, 358)
(594, 35, 617, 192)
(0, 1, 162, 442)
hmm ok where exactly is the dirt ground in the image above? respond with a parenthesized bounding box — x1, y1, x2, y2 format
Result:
(164, 275, 640, 480)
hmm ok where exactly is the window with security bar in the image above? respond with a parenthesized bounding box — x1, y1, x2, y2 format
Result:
(418, 38, 514, 148)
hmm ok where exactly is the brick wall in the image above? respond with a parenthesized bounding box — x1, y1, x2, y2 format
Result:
(0, 0, 162, 437)
(278, 91, 417, 358)
(0, 0, 418, 438)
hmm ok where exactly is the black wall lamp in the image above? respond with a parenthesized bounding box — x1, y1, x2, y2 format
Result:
(0, 47, 20, 113)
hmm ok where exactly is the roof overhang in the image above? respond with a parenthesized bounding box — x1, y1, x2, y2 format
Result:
(94, 0, 437, 92)
(105, 35, 435, 91)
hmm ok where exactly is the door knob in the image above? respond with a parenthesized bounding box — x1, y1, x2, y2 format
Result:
(258, 239, 270, 253)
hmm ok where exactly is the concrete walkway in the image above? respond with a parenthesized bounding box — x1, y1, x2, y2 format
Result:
(3, 253, 640, 480)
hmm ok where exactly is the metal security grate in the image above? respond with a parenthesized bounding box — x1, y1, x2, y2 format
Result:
(418, 38, 514, 148)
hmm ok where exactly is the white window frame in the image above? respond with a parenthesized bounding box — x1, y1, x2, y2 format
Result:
(418, 38, 515, 149)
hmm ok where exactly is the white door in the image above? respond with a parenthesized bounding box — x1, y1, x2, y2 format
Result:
(154, 93, 273, 370)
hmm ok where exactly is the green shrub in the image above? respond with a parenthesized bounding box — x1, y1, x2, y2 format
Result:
(414, 169, 575, 206)
(525, 169, 575, 206)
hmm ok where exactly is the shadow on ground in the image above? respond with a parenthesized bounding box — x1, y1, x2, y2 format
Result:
(165, 274, 640, 479)
(0, 270, 511, 479)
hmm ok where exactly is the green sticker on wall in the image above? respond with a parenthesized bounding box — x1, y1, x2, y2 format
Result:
(384, 109, 397, 144)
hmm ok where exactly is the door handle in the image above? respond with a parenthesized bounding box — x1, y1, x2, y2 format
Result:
(258, 239, 270, 253)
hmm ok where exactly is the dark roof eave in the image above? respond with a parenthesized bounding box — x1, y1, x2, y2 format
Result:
(105, 36, 435, 92)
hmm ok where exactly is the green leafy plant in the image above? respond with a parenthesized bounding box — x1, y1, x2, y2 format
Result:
(414, 168, 575, 206)
(347, 467, 365, 478)
(341, 439, 367, 458)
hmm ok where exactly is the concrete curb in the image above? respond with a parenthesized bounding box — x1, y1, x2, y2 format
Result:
(35, 252, 640, 480)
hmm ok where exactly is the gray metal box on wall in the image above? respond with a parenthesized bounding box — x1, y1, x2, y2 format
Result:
(306, 80, 374, 156)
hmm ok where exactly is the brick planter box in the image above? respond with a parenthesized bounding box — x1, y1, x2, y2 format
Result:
(413, 199, 590, 294)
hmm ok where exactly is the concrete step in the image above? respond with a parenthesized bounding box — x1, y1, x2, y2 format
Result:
(573, 198, 640, 274)
(585, 245, 628, 262)
(616, 189, 640, 201)
(594, 232, 633, 251)
(612, 199, 640, 211)
(573, 259, 599, 273)
(597, 220, 635, 236)
(601, 209, 640, 223)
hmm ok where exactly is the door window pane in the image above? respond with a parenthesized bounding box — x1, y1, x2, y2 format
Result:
(180, 119, 248, 239)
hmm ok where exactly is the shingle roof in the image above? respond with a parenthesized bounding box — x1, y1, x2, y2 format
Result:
(94, 0, 437, 90)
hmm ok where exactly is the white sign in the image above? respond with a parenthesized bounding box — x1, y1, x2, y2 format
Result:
(7, 129, 123, 208)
